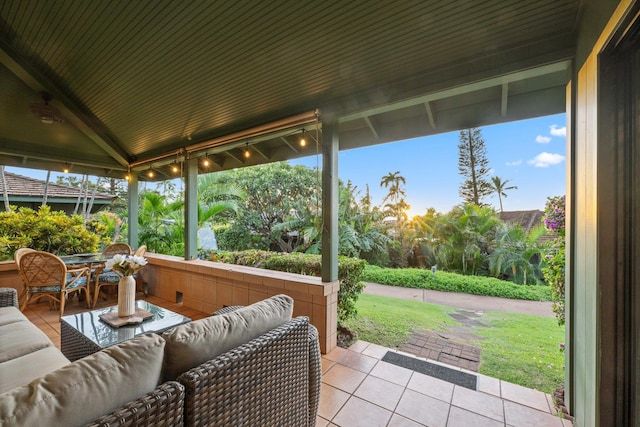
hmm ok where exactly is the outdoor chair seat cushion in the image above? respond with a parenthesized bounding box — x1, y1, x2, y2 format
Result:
(29, 274, 88, 293)
(0, 333, 166, 427)
(161, 294, 294, 380)
(97, 270, 121, 283)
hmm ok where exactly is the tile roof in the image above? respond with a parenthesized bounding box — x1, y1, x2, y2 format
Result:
(0, 172, 116, 201)
(499, 210, 545, 233)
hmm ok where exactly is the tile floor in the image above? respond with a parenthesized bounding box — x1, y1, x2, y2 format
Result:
(23, 295, 573, 427)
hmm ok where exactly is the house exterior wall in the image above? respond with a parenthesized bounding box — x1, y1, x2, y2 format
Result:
(570, 1, 635, 425)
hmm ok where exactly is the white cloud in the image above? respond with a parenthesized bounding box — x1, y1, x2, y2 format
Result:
(506, 160, 522, 166)
(528, 152, 565, 168)
(536, 135, 551, 144)
(550, 125, 566, 137)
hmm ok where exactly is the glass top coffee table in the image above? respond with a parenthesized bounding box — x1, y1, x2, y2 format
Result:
(61, 300, 191, 361)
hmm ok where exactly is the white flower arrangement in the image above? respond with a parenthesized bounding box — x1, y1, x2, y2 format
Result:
(105, 254, 148, 277)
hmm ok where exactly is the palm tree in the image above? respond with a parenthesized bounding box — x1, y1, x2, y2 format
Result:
(490, 176, 518, 212)
(380, 171, 406, 205)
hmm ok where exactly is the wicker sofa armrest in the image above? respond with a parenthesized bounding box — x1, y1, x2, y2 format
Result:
(212, 304, 323, 426)
(177, 317, 313, 427)
(307, 324, 322, 426)
(85, 381, 184, 427)
(0, 287, 18, 308)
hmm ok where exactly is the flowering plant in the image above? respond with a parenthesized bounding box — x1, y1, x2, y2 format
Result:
(105, 254, 148, 277)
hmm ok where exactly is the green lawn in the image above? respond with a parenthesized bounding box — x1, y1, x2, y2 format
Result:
(342, 293, 565, 393)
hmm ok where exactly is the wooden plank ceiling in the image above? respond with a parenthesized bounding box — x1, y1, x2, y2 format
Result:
(0, 0, 580, 180)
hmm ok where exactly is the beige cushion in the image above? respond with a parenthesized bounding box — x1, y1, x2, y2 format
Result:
(162, 294, 294, 380)
(0, 320, 52, 363)
(0, 333, 165, 427)
(0, 306, 28, 327)
(0, 347, 70, 394)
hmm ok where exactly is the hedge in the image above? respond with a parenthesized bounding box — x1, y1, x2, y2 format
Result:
(213, 250, 366, 323)
(362, 265, 552, 301)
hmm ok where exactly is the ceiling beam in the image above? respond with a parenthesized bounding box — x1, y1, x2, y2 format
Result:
(0, 38, 130, 167)
(501, 82, 509, 117)
(363, 116, 379, 139)
(424, 102, 437, 129)
(252, 145, 270, 160)
(280, 136, 299, 154)
(338, 60, 571, 123)
(226, 151, 243, 164)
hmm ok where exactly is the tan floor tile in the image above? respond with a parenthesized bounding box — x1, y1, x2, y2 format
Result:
(322, 357, 336, 374)
(501, 380, 551, 413)
(316, 416, 330, 427)
(354, 375, 404, 411)
(546, 393, 556, 413)
(395, 389, 450, 427)
(451, 386, 504, 422)
(447, 406, 504, 427)
(336, 350, 377, 373)
(387, 413, 425, 427)
(332, 396, 392, 427)
(504, 400, 564, 427)
(322, 363, 367, 394)
(361, 342, 389, 359)
(369, 360, 413, 387)
(347, 340, 370, 353)
(407, 371, 454, 403)
(561, 417, 574, 427)
(324, 346, 348, 361)
(477, 374, 501, 397)
(318, 384, 350, 420)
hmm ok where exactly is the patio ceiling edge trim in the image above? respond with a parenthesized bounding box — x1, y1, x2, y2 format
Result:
(129, 110, 320, 170)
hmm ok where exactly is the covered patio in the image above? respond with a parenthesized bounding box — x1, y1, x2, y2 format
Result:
(25, 292, 567, 427)
(1, 1, 639, 425)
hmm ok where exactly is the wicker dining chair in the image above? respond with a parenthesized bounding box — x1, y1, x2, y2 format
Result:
(14, 247, 35, 305)
(18, 250, 92, 318)
(92, 243, 132, 307)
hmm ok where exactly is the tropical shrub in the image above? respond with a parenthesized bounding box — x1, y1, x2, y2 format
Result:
(542, 195, 566, 324)
(213, 249, 366, 323)
(0, 206, 99, 260)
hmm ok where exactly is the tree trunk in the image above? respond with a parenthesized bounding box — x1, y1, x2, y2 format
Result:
(86, 177, 102, 219)
(42, 170, 51, 206)
(1, 166, 10, 212)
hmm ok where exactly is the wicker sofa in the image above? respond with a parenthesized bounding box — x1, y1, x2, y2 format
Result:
(0, 288, 321, 427)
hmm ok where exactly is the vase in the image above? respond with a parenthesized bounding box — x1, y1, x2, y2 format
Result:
(117, 275, 136, 317)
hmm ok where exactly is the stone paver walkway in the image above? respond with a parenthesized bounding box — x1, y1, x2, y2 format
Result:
(401, 330, 481, 371)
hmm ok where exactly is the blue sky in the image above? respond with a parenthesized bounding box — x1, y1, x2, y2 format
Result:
(292, 113, 567, 216)
(7, 113, 566, 217)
